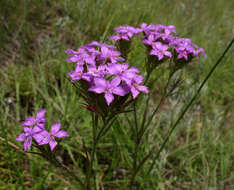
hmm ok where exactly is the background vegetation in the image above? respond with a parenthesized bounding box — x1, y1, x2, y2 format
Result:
(0, 0, 233, 189)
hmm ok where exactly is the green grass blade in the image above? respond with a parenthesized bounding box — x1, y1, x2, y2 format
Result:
(147, 37, 234, 175)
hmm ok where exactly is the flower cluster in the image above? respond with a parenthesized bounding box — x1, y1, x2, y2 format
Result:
(65, 23, 206, 106)
(108, 23, 206, 63)
(66, 41, 149, 106)
(141, 23, 206, 61)
(16, 109, 69, 151)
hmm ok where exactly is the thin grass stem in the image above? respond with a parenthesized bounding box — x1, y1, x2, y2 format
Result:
(147, 37, 234, 175)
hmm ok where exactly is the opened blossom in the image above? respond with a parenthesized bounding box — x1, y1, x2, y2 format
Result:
(65, 23, 206, 106)
(16, 127, 44, 151)
(150, 42, 172, 60)
(98, 46, 125, 64)
(109, 25, 142, 41)
(67, 65, 91, 82)
(17, 109, 69, 151)
(66, 48, 95, 67)
(39, 123, 69, 151)
(107, 63, 139, 85)
(85, 41, 117, 50)
(89, 77, 128, 105)
(170, 37, 207, 60)
(126, 75, 149, 99)
(21, 109, 46, 129)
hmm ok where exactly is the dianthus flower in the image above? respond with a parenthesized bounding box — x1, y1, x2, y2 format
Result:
(89, 77, 128, 105)
(126, 75, 149, 99)
(65, 48, 96, 67)
(85, 41, 117, 50)
(16, 127, 45, 151)
(107, 63, 139, 85)
(21, 109, 46, 129)
(67, 65, 91, 82)
(142, 34, 155, 46)
(141, 23, 176, 37)
(86, 65, 106, 79)
(109, 25, 142, 41)
(98, 46, 125, 64)
(150, 42, 172, 60)
(39, 123, 69, 151)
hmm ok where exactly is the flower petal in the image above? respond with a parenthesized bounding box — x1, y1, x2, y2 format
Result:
(21, 116, 35, 126)
(49, 139, 58, 151)
(137, 85, 149, 94)
(33, 125, 44, 133)
(33, 132, 46, 144)
(131, 87, 140, 99)
(24, 136, 32, 151)
(54, 130, 69, 138)
(16, 133, 25, 141)
(89, 86, 105, 94)
(36, 109, 46, 120)
(24, 127, 33, 133)
(112, 86, 128, 96)
(104, 92, 114, 106)
(164, 51, 172, 57)
(51, 123, 61, 135)
(39, 131, 50, 145)
(94, 78, 107, 87)
(101, 46, 109, 57)
(157, 53, 164, 60)
(110, 77, 121, 87)
(66, 56, 79, 62)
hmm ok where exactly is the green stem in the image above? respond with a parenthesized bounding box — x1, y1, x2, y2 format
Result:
(138, 71, 174, 145)
(85, 115, 116, 189)
(132, 102, 139, 177)
(95, 115, 115, 143)
(98, 116, 117, 139)
(130, 69, 175, 189)
(130, 144, 157, 189)
(86, 113, 98, 190)
(140, 95, 150, 133)
(133, 102, 139, 134)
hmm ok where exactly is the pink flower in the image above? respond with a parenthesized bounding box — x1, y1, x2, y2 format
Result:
(67, 65, 91, 82)
(21, 109, 46, 129)
(98, 46, 124, 64)
(89, 78, 128, 105)
(126, 75, 149, 99)
(150, 42, 172, 60)
(39, 123, 69, 151)
(109, 25, 142, 41)
(16, 127, 45, 151)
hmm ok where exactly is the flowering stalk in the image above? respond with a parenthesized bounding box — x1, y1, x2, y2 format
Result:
(15, 23, 211, 189)
(130, 38, 234, 188)
(86, 113, 117, 189)
(15, 109, 84, 186)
